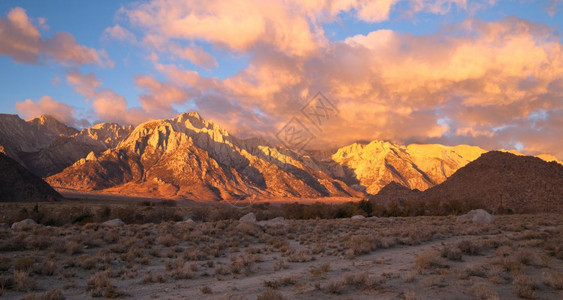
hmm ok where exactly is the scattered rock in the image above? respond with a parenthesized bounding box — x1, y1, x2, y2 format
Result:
(257, 217, 289, 227)
(457, 209, 494, 224)
(178, 218, 195, 224)
(0, 223, 9, 229)
(239, 212, 256, 223)
(351, 215, 366, 220)
(11, 219, 37, 230)
(102, 219, 125, 227)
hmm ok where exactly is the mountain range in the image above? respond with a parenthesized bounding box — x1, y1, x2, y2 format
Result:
(0, 112, 561, 204)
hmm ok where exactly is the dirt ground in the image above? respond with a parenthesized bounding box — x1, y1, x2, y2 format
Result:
(1, 213, 562, 299)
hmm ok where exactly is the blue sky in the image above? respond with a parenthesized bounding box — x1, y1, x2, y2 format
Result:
(0, 0, 562, 157)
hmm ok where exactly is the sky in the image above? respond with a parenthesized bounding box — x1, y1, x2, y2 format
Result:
(0, 0, 562, 159)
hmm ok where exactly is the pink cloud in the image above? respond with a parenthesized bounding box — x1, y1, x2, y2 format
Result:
(0, 7, 113, 67)
(135, 75, 196, 117)
(169, 45, 218, 68)
(15, 96, 78, 126)
(103, 24, 137, 43)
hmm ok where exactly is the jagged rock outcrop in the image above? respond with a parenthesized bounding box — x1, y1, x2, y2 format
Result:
(78, 123, 133, 148)
(47, 113, 358, 201)
(0, 153, 61, 202)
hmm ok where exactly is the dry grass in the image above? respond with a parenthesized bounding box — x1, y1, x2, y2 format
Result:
(414, 249, 443, 271)
(87, 271, 120, 298)
(0, 210, 560, 299)
(513, 275, 538, 299)
(542, 271, 563, 290)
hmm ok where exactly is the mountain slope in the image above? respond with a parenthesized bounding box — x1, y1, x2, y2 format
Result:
(319, 141, 486, 194)
(0, 153, 61, 202)
(420, 151, 563, 213)
(47, 113, 358, 200)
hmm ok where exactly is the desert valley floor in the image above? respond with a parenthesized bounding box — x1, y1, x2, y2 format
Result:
(0, 201, 561, 300)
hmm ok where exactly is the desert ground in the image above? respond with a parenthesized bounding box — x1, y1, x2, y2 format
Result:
(0, 201, 562, 300)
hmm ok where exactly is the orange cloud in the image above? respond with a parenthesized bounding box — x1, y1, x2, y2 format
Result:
(0, 7, 113, 67)
(144, 16, 561, 159)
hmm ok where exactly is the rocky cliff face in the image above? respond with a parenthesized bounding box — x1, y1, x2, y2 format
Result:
(47, 113, 358, 200)
(0, 114, 132, 177)
(319, 141, 486, 194)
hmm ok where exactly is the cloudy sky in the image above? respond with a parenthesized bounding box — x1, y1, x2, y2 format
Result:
(0, 0, 562, 158)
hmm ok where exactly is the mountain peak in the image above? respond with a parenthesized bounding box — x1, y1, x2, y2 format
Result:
(28, 114, 78, 137)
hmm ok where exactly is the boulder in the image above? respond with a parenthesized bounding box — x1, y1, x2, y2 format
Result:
(178, 218, 195, 224)
(351, 215, 366, 220)
(257, 217, 289, 227)
(239, 212, 256, 223)
(102, 219, 125, 227)
(457, 209, 494, 224)
(11, 219, 37, 230)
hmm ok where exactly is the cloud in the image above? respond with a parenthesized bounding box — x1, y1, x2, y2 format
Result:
(169, 45, 218, 68)
(40, 0, 558, 159)
(66, 69, 197, 124)
(15, 96, 79, 126)
(142, 16, 563, 159)
(135, 74, 197, 117)
(0, 7, 113, 67)
(103, 24, 137, 43)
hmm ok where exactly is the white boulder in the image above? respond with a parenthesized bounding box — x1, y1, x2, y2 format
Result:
(102, 219, 125, 227)
(11, 219, 37, 230)
(257, 217, 289, 227)
(351, 215, 366, 220)
(239, 212, 256, 223)
(457, 209, 494, 224)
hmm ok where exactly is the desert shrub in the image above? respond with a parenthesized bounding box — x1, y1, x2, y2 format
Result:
(64, 241, 83, 255)
(14, 270, 36, 291)
(309, 263, 330, 277)
(414, 250, 443, 271)
(347, 235, 378, 256)
(457, 240, 482, 255)
(257, 288, 284, 300)
(542, 271, 563, 290)
(512, 249, 539, 266)
(325, 280, 344, 294)
(157, 234, 179, 247)
(343, 272, 372, 289)
(440, 246, 462, 261)
(14, 257, 34, 272)
(87, 272, 120, 298)
(471, 283, 499, 300)
(513, 275, 538, 299)
(200, 286, 212, 294)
